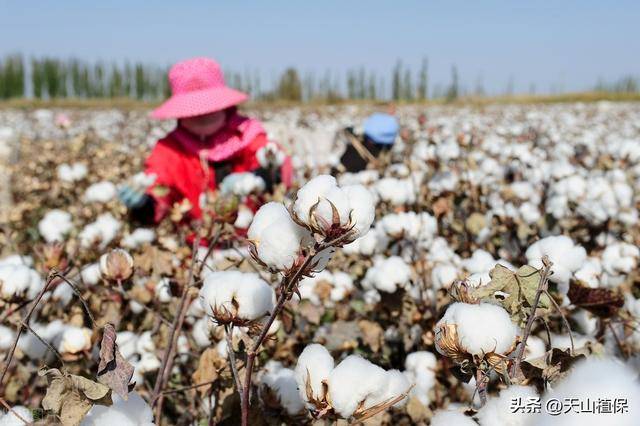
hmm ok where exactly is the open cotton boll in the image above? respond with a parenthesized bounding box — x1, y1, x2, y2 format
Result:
(294, 343, 334, 407)
(341, 185, 375, 238)
(192, 317, 215, 348)
(256, 215, 311, 271)
(199, 271, 275, 323)
(574, 257, 602, 288)
(461, 250, 496, 274)
(342, 227, 388, 256)
(431, 263, 459, 289)
(234, 205, 254, 229)
(428, 171, 459, 195)
(220, 172, 266, 196)
(121, 228, 155, 249)
(0, 263, 42, 300)
(602, 242, 639, 276)
(362, 256, 412, 293)
(248, 202, 290, 241)
(256, 142, 286, 167)
(80, 263, 101, 285)
(436, 303, 519, 356)
(0, 406, 34, 426)
(0, 325, 15, 350)
(79, 213, 121, 249)
(477, 385, 538, 426)
(84, 181, 117, 203)
(293, 174, 340, 224)
(524, 336, 546, 360)
(57, 163, 87, 182)
(431, 409, 477, 426)
(326, 355, 402, 419)
(58, 326, 92, 355)
(525, 235, 586, 289)
(404, 352, 437, 406)
(261, 361, 305, 416)
(154, 278, 172, 303)
(38, 209, 73, 242)
(375, 177, 417, 205)
(81, 391, 154, 426)
(533, 358, 640, 426)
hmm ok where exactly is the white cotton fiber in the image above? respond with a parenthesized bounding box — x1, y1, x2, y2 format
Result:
(121, 228, 155, 249)
(38, 209, 73, 242)
(57, 163, 87, 182)
(261, 361, 305, 415)
(436, 303, 519, 356)
(326, 355, 388, 418)
(81, 391, 154, 426)
(79, 213, 121, 248)
(533, 358, 640, 426)
(84, 181, 117, 203)
(431, 409, 477, 426)
(404, 351, 437, 406)
(0, 406, 34, 426)
(477, 385, 537, 426)
(199, 271, 275, 322)
(294, 343, 334, 406)
(362, 256, 412, 293)
(525, 235, 586, 288)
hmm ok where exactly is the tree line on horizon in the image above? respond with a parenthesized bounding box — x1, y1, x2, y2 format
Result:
(0, 53, 638, 103)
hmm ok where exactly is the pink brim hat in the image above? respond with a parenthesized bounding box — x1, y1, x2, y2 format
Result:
(151, 87, 248, 119)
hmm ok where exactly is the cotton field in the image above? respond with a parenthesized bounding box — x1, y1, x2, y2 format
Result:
(1, 101, 640, 425)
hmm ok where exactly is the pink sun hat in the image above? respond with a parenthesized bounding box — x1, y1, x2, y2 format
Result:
(151, 57, 248, 120)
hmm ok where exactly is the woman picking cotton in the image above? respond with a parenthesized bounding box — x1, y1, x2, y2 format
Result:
(119, 57, 292, 225)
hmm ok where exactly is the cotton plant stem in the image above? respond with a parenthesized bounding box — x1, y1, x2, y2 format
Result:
(52, 272, 96, 327)
(225, 324, 244, 406)
(151, 233, 201, 423)
(510, 256, 553, 378)
(0, 272, 56, 387)
(543, 289, 575, 355)
(240, 249, 318, 426)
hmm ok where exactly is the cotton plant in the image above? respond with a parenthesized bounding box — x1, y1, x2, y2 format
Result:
(361, 255, 413, 301)
(434, 302, 520, 402)
(525, 235, 586, 296)
(294, 343, 411, 421)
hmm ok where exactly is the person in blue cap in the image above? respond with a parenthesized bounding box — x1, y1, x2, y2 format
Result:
(334, 112, 400, 173)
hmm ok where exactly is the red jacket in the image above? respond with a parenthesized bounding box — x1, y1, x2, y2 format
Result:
(144, 132, 291, 223)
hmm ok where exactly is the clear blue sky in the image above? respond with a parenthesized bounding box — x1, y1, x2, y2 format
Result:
(1, 0, 638, 95)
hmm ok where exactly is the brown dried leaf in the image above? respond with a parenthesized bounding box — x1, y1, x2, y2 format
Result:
(39, 368, 112, 426)
(567, 280, 624, 318)
(192, 347, 224, 396)
(97, 324, 135, 399)
(358, 319, 383, 353)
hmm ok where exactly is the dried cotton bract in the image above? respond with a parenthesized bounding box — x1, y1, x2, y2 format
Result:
(198, 271, 275, 325)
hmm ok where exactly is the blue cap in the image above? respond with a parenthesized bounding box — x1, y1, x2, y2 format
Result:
(363, 113, 399, 145)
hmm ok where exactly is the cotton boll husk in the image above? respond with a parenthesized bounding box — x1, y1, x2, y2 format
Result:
(38, 209, 73, 242)
(84, 181, 117, 203)
(431, 409, 477, 426)
(525, 235, 586, 288)
(437, 303, 519, 356)
(341, 184, 376, 237)
(477, 385, 538, 426)
(260, 362, 305, 415)
(295, 344, 334, 406)
(532, 358, 640, 426)
(326, 355, 390, 418)
(81, 391, 154, 426)
(0, 406, 34, 426)
(293, 175, 339, 224)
